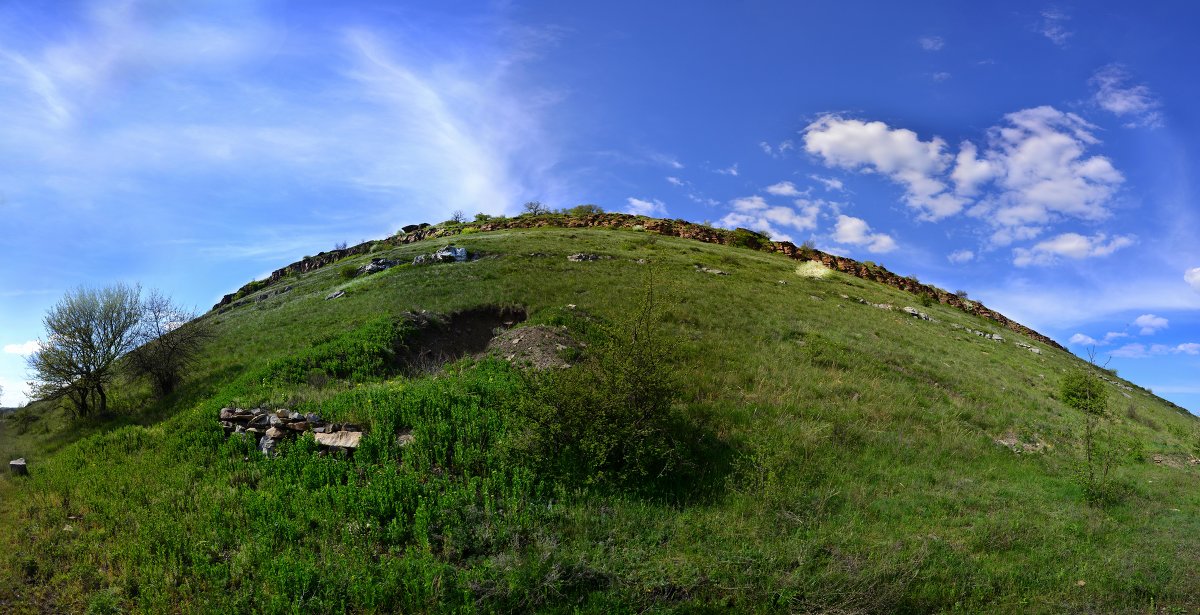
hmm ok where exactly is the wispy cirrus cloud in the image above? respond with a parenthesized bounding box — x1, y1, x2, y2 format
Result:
(1090, 64, 1163, 128)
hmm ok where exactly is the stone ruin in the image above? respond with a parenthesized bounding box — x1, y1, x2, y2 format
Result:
(219, 407, 366, 456)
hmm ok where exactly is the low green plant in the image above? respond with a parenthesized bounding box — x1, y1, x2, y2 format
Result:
(510, 273, 683, 488)
(339, 265, 358, 280)
(1062, 368, 1124, 505)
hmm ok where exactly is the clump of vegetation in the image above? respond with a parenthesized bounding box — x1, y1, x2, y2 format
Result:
(339, 264, 358, 280)
(729, 227, 770, 250)
(1061, 368, 1127, 505)
(510, 275, 683, 488)
(795, 260, 832, 279)
(521, 200, 550, 215)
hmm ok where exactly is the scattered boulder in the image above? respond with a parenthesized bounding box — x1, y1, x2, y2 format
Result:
(413, 245, 469, 265)
(902, 306, 933, 321)
(10, 458, 28, 476)
(1014, 341, 1042, 354)
(325, 290, 345, 300)
(696, 265, 729, 275)
(567, 253, 601, 262)
(358, 258, 398, 275)
(396, 429, 416, 447)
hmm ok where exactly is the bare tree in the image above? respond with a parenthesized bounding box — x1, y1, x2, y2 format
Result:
(127, 290, 214, 397)
(522, 201, 549, 215)
(28, 283, 142, 417)
(449, 210, 466, 224)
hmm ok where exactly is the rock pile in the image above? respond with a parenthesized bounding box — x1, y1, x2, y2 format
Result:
(358, 258, 399, 275)
(567, 253, 601, 262)
(951, 323, 1003, 342)
(902, 306, 933, 321)
(219, 407, 365, 456)
(1014, 341, 1042, 354)
(413, 245, 468, 265)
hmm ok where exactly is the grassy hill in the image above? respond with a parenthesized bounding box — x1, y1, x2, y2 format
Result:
(2, 217, 1200, 613)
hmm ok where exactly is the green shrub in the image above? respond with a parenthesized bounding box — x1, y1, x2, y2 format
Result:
(510, 274, 683, 487)
(729, 228, 770, 250)
(1061, 370, 1107, 415)
(339, 265, 358, 280)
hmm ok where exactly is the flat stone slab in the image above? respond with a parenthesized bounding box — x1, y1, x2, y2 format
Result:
(10, 458, 28, 476)
(314, 431, 363, 449)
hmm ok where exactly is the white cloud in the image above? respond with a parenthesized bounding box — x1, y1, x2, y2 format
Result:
(1037, 9, 1072, 46)
(1186, 267, 1200, 292)
(3, 340, 40, 355)
(716, 163, 739, 176)
(759, 140, 795, 158)
(719, 195, 822, 243)
(919, 36, 945, 51)
(1178, 343, 1200, 355)
(666, 176, 684, 186)
(803, 115, 963, 220)
(1091, 64, 1163, 128)
(803, 107, 1126, 254)
(1111, 342, 1200, 359)
(1111, 343, 1146, 358)
(810, 174, 844, 192)
(1012, 232, 1135, 266)
(950, 141, 997, 197)
(832, 215, 896, 253)
(1069, 333, 1098, 346)
(624, 197, 668, 217)
(947, 249, 974, 264)
(970, 107, 1123, 230)
(765, 181, 802, 197)
(1134, 314, 1168, 335)
(932, 72, 951, 82)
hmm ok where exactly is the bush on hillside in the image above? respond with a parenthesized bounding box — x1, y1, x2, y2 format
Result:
(510, 274, 684, 488)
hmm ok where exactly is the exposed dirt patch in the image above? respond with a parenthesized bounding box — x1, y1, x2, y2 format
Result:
(398, 305, 528, 374)
(486, 325, 582, 369)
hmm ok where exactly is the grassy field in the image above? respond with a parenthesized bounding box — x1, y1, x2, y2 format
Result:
(2, 224, 1199, 613)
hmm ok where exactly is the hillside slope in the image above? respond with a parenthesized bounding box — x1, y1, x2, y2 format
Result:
(3, 219, 1199, 613)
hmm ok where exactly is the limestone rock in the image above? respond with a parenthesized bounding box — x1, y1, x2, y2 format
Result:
(567, 253, 600, 262)
(10, 458, 28, 476)
(315, 431, 363, 449)
(325, 290, 345, 300)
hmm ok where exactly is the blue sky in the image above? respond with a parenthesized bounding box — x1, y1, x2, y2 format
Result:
(3, 0, 1200, 410)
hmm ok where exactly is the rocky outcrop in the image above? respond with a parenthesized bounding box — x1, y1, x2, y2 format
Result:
(219, 407, 366, 455)
(9, 458, 27, 476)
(208, 213, 1066, 352)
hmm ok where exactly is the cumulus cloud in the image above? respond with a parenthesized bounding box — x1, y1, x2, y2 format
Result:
(803, 115, 963, 220)
(719, 196, 821, 242)
(1134, 313, 1168, 335)
(832, 215, 896, 253)
(1037, 8, 1072, 46)
(624, 197, 668, 217)
(919, 36, 944, 51)
(3, 340, 40, 355)
(765, 181, 802, 197)
(802, 107, 1127, 262)
(947, 249, 974, 264)
(1186, 267, 1200, 292)
(1091, 64, 1162, 128)
(1069, 333, 1098, 346)
(1012, 232, 1135, 266)
(716, 163, 739, 176)
(971, 107, 1123, 230)
(665, 176, 684, 186)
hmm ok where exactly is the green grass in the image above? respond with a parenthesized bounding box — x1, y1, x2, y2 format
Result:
(3, 225, 1200, 613)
